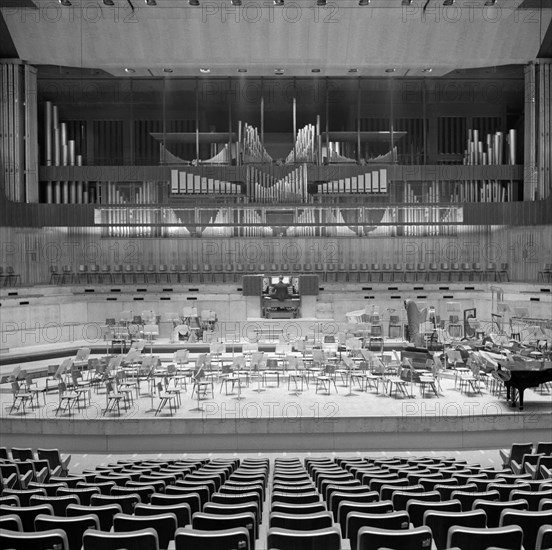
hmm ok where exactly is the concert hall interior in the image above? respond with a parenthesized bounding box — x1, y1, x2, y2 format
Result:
(1, 1, 552, 549)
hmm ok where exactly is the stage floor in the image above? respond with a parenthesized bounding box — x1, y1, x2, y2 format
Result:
(1, 345, 551, 454)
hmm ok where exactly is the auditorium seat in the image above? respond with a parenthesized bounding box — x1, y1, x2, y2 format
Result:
(369, 263, 381, 282)
(0, 527, 69, 550)
(267, 526, 341, 550)
(473, 499, 528, 528)
(29, 494, 80, 515)
(356, 525, 433, 550)
(174, 526, 250, 550)
(35, 513, 100, 550)
(447, 525, 523, 550)
(407, 498, 462, 528)
(347, 510, 410, 550)
(536, 524, 552, 550)
(0, 503, 54, 531)
(83, 527, 160, 550)
(113, 512, 177, 550)
(423, 509, 486, 550)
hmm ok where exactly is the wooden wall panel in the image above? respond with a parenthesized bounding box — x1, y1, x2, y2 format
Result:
(1, 225, 550, 285)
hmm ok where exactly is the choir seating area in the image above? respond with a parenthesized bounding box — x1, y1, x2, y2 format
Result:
(1, 445, 552, 550)
(41, 262, 512, 286)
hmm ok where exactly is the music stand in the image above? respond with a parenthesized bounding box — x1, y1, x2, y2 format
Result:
(342, 356, 358, 397)
(137, 356, 156, 411)
(250, 352, 266, 393)
(231, 356, 247, 401)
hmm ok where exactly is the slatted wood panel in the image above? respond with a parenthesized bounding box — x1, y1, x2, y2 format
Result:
(25, 65, 39, 203)
(437, 117, 466, 155)
(0, 62, 37, 202)
(1, 225, 550, 285)
(538, 62, 551, 200)
(92, 120, 124, 165)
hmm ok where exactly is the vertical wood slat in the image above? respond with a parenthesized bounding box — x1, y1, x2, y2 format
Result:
(524, 63, 536, 200)
(25, 65, 39, 203)
(1, 64, 7, 198)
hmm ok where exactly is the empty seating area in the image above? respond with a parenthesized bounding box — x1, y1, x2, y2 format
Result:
(2, 445, 552, 550)
(43, 262, 512, 285)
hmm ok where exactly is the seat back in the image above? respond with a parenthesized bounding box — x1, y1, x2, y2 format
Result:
(423, 509, 487, 550)
(447, 525, 523, 550)
(66, 503, 122, 531)
(347, 511, 410, 550)
(407, 498, 462, 528)
(267, 526, 341, 550)
(82, 527, 160, 550)
(34, 513, 99, 550)
(0, 503, 54, 531)
(357, 525, 433, 550)
(113, 512, 177, 550)
(473, 498, 527, 527)
(499, 509, 552, 550)
(174, 526, 250, 550)
(0, 527, 69, 550)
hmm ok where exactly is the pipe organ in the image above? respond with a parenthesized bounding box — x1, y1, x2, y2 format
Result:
(246, 164, 309, 203)
(318, 169, 388, 194)
(170, 169, 241, 195)
(242, 123, 273, 163)
(44, 100, 85, 204)
(285, 124, 317, 164)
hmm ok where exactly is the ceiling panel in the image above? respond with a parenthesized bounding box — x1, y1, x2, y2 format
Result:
(1, 0, 550, 77)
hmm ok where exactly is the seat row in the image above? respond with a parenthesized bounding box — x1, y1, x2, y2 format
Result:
(47, 261, 511, 285)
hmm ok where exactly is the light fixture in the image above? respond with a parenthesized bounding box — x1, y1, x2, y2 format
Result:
(103, 0, 115, 5)
(316, 0, 326, 5)
(200, 68, 210, 73)
(274, 68, 284, 75)
(358, 0, 370, 6)
(145, 0, 157, 5)
(231, 0, 241, 5)
(443, 0, 454, 5)
(422, 68, 432, 73)
(163, 68, 173, 73)
(237, 68, 248, 73)
(124, 68, 136, 73)
(59, 0, 71, 6)
(385, 68, 396, 73)
(273, 0, 283, 5)
(348, 68, 358, 73)
(401, 0, 412, 5)
(189, 0, 199, 5)
(311, 69, 321, 73)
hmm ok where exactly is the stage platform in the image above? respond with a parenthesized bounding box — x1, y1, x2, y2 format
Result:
(1, 345, 551, 455)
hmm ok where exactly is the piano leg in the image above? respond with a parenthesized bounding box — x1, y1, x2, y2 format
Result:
(518, 388, 525, 411)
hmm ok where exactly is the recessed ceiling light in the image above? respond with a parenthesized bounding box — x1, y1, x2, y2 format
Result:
(311, 69, 321, 73)
(348, 68, 358, 73)
(385, 68, 396, 73)
(401, 0, 412, 5)
(273, 0, 283, 5)
(422, 68, 432, 73)
(237, 69, 248, 73)
(103, 0, 115, 5)
(163, 68, 173, 73)
(274, 68, 284, 75)
(189, 0, 199, 5)
(59, 0, 71, 6)
(200, 68, 211, 73)
(145, 0, 157, 5)
(443, 0, 454, 5)
(316, 0, 326, 5)
(231, 0, 241, 5)
(124, 68, 136, 73)
(358, 0, 370, 5)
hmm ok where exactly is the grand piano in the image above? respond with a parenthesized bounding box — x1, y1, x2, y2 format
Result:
(496, 354, 552, 410)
